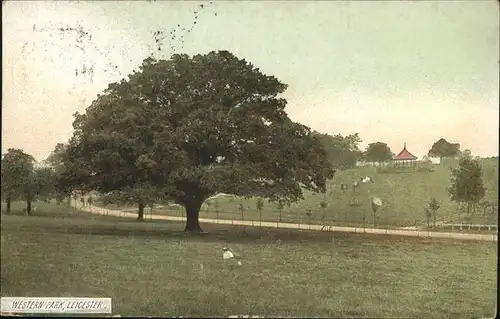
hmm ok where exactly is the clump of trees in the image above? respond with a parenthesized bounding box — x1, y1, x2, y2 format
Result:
(448, 152, 485, 218)
(1, 148, 57, 214)
(315, 132, 363, 170)
(428, 138, 460, 161)
(363, 142, 393, 165)
(50, 50, 334, 232)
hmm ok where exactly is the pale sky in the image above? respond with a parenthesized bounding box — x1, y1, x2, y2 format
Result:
(2, 1, 499, 161)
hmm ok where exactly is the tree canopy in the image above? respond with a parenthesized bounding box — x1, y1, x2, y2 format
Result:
(363, 142, 393, 163)
(428, 138, 460, 159)
(60, 50, 335, 232)
(314, 132, 362, 170)
(448, 153, 485, 213)
(21, 166, 56, 214)
(1, 149, 56, 214)
(1, 149, 36, 213)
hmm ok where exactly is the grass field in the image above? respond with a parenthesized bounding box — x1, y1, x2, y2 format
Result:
(1, 202, 497, 318)
(97, 158, 499, 229)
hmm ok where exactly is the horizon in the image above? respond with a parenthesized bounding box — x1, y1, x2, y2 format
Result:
(2, 1, 499, 161)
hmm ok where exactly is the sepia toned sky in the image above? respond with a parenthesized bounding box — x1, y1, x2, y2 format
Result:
(2, 1, 499, 161)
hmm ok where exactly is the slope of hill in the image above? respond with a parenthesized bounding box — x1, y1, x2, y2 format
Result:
(97, 158, 498, 229)
(188, 158, 498, 228)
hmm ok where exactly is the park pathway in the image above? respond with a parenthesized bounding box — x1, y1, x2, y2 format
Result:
(79, 204, 498, 242)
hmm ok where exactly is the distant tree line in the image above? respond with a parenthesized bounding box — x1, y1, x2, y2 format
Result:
(315, 136, 465, 169)
(1, 148, 57, 214)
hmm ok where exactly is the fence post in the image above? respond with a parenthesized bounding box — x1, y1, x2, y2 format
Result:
(460, 222, 463, 230)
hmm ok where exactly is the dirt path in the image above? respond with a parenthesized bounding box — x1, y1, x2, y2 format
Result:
(78, 204, 497, 242)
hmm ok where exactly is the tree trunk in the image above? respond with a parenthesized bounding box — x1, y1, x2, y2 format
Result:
(137, 203, 145, 221)
(184, 200, 203, 233)
(6, 198, 11, 213)
(27, 201, 32, 215)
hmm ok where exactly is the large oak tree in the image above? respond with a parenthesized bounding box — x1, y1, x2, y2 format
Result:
(63, 51, 334, 232)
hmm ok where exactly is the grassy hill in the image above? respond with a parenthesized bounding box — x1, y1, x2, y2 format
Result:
(95, 158, 498, 229)
(153, 158, 499, 228)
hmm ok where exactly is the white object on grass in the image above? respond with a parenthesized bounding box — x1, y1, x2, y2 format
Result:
(223, 247, 243, 266)
(371, 196, 383, 207)
(361, 176, 374, 183)
(223, 247, 235, 260)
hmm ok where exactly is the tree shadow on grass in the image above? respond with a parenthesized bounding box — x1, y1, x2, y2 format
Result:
(1, 212, 464, 246)
(3, 218, 457, 248)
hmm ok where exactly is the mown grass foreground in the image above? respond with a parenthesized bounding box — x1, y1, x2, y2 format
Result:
(1, 204, 497, 318)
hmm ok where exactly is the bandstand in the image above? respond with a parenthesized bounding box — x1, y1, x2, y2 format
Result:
(392, 143, 418, 168)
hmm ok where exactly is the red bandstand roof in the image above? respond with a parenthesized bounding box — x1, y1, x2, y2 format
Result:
(394, 143, 417, 160)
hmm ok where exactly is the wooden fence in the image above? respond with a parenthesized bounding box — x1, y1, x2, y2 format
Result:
(438, 223, 498, 231)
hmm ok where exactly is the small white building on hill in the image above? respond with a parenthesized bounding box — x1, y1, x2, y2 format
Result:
(421, 155, 441, 165)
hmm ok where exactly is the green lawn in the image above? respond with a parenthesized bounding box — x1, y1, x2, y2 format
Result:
(1, 203, 497, 318)
(96, 158, 499, 229)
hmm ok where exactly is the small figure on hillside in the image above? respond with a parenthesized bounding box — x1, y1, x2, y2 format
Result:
(371, 196, 382, 210)
(352, 180, 360, 194)
(370, 196, 383, 226)
(340, 183, 349, 190)
(361, 176, 374, 183)
(223, 247, 243, 266)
